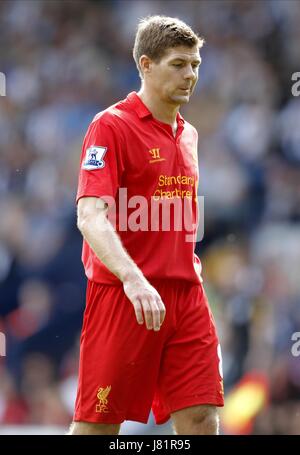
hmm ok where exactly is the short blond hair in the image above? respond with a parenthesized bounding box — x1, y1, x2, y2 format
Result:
(133, 15, 204, 77)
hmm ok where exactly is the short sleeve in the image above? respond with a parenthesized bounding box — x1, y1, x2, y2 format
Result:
(76, 116, 124, 203)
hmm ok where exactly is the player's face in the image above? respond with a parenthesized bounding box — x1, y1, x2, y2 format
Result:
(150, 45, 201, 105)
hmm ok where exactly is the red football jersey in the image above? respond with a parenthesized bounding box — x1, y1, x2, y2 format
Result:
(76, 92, 202, 284)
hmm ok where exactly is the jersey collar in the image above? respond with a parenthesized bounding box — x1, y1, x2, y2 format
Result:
(127, 91, 185, 125)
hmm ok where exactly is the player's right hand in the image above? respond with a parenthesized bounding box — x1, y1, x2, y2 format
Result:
(123, 274, 166, 331)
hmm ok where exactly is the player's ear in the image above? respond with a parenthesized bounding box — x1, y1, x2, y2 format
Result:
(139, 55, 152, 76)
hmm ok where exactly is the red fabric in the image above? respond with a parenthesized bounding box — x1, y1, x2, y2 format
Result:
(74, 279, 224, 424)
(76, 92, 202, 285)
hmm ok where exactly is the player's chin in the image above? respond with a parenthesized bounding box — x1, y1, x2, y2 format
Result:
(171, 94, 190, 104)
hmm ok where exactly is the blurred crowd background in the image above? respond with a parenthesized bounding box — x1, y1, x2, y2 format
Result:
(0, 0, 300, 435)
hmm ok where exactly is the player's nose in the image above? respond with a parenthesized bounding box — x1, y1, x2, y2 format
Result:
(184, 64, 197, 80)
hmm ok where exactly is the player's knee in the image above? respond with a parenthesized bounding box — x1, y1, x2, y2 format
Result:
(68, 421, 120, 435)
(189, 406, 219, 435)
(172, 405, 219, 435)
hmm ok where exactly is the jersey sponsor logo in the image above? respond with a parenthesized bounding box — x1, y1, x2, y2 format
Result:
(82, 145, 107, 170)
(149, 148, 166, 164)
(96, 385, 111, 413)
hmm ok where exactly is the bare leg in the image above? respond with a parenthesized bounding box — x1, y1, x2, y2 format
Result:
(68, 421, 121, 435)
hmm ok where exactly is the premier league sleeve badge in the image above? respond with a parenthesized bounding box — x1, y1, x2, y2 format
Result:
(82, 145, 107, 170)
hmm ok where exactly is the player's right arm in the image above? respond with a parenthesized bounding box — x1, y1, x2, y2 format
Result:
(77, 196, 166, 331)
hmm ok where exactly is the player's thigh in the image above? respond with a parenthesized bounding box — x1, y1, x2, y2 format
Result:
(152, 284, 224, 426)
(171, 404, 219, 435)
(74, 281, 168, 424)
(68, 421, 120, 435)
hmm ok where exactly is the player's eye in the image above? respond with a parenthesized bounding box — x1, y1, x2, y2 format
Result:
(172, 63, 182, 67)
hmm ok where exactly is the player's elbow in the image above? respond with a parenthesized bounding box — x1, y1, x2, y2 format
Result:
(77, 198, 107, 235)
(77, 210, 89, 234)
(77, 202, 93, 234)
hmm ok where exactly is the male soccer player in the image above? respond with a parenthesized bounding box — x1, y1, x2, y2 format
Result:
(70, 15, 224, 435)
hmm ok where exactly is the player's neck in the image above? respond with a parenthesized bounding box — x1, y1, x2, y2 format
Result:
(137, 88, 179, 128)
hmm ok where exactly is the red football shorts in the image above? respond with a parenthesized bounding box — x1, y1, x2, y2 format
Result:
(74, 279, 224, 425)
